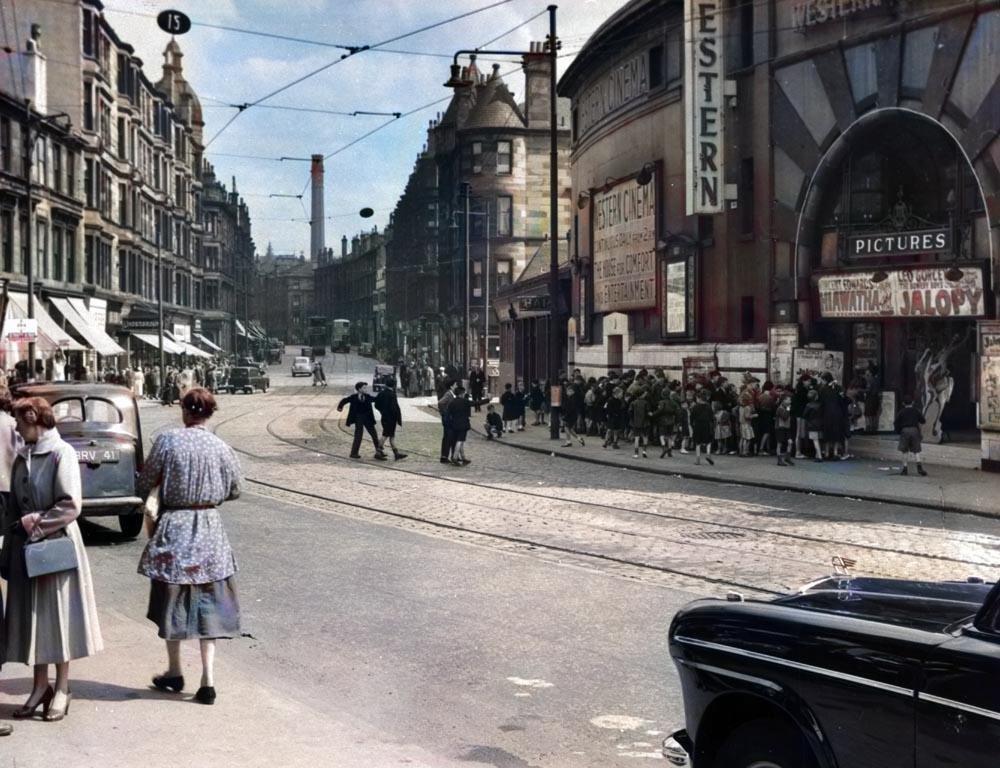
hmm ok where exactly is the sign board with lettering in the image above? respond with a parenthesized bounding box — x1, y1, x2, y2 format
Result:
(682, 355, 717, 386)
(684, 0, 725, 215)
(768, 324, 800, 386)
(592, 174, 657, 313)
(817, 267, 984, 319)
(791, 0, 883, 31)
(577, 52, 649, 140)
(847, 228, 950, 259)
(663, 260, 687, 335)
(979, 321, 1000, 431)
(3, 317, 36, 342)
(793, 347, 844, 385)
(173, 323, 191, 343)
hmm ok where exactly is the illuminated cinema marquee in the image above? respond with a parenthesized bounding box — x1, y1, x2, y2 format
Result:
(685, 0, 725, 215)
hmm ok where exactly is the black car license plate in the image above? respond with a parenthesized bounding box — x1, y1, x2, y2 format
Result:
(77, 449, 121, 464)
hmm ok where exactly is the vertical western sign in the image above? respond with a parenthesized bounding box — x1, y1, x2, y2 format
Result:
(685, 0, 725, 215)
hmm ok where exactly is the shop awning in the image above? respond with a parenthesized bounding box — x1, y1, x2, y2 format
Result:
(194, 333, 223, 353)
(5, 292, 85, 351)
(235, 319, 248, 337)
(131, 332, 185, 356)
(248, 322, 266, 339)
(50, 297, 125, 356)
(180, 342, 211, 358)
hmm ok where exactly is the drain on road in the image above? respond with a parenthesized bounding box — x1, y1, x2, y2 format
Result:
(685, 529, 748, 540)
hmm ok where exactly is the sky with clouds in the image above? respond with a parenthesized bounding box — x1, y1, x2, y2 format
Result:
(103, 0, 622, 256)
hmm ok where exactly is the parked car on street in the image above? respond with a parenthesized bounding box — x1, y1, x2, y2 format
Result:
(664, 571, 1000, 768)
(372, 364, 396, 391)
(227, 366, 270, 394)
(291, 356, 313, 377)
(12, 382, 146, 537)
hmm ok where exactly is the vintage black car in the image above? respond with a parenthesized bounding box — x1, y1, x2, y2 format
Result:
(665, 574, 1000, 768)
(13, 382, 145, 537)
(227, 366, 269, 394)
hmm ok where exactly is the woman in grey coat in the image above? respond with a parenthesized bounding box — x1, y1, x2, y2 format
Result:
(1, 396, 103, 722)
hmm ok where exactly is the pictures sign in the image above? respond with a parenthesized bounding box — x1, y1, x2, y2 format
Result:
(768, 324, 800, 386)
(847, 228, 950, 259)
(592, 175, 657, 313)
(817, 267, 985, 319)
(684, 0, 724, 215)
(793, 347, 844, 385)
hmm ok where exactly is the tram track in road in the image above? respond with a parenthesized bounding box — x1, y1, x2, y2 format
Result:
(198, 388, 1000, 596)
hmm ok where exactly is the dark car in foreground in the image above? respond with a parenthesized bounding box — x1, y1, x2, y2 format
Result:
(227, 366, 269, 393)
(14, 382, 145, 537)
(665, 573, 1000, 767)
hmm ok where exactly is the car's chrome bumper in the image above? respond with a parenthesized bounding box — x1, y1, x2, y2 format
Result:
(662, 729, 691, 766)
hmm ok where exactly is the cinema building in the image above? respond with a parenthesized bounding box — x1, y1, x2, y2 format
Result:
(559, 0, 1000, 466)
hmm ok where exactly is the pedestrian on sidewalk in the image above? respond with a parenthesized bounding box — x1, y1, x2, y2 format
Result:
(651, 389, 679, 458)
(713, 400, 731, 457)
(629, 388, 649, 458)
(469, 364, 486, 413)
(603, 387, 626, 449)
(515, 382, 529, 431)
(337, 382, 387, 460)
(894, 395, 927, 476)
(500, 383, 517, 434)
(738, 393, 756, 457)
(0, 388, 18, 737)
(312, 359, 327, 387)
(446, 386, 475, 465)
(437, 380, 458, 464)
(691, 391, 716, 466)
(775, 393, 796, 466)
(560, 385, 586, 448)
(803, 389, 825, 462)
(529, 381, 544, 425)
(374, 380, 407, 460)
(138, 388, 241, 706)
(2, 396, 103, 722)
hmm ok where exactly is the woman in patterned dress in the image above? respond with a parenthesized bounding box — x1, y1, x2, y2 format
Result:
(138, 387, 242, 706)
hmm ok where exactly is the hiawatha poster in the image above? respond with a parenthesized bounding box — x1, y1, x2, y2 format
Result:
(817, 267, 984, 319)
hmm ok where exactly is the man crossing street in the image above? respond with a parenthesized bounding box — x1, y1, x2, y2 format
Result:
(337, 382, 387, 460)
(374, 381, 407, 460)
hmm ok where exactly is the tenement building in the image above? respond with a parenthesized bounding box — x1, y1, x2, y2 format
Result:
(315, 229, 385, 351)
(256, 245, 314, 345)
(559, 0, 1000, 466)
(0, 0, 253, 377)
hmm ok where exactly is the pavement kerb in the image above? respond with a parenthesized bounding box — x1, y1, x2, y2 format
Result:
(465, 423, 995, 520)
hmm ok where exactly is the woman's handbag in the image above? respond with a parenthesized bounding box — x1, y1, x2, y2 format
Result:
(24, 530, 79, 578)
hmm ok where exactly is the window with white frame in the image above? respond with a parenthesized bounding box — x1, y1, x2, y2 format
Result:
(496, 140, 511, 174)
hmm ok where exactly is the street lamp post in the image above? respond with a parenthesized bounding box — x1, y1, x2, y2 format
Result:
(156, 210, 165, 395)
(446, 4, 560, 435)
(23, 99, 70, 380)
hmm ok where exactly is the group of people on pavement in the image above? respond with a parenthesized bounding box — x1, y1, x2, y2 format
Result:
(0, 385, 244, 737)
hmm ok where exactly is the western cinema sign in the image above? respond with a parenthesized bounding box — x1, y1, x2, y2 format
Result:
(818, 267, 985, 319)
(685, 0, 725, 215)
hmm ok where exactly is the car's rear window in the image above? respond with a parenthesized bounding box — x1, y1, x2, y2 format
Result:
(52, 397, 125, 426)
(295, 357, 310, 364)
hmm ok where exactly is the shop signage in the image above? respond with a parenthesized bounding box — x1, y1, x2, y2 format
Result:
(768, 324, 800, 386)
(684, 0, 725, 215)
(517, 296, 550, 313)
(979, 321, 1000, 431)
(173, 323, 191, 343)
(791, 0, 883, 32)
(847, 228, 950, 259)
(88, 298, 108, 331)
(577, 52, 649, 139)
(817, 267, 985, 319)
(592, 175, 657, 313)
(122, 317, 160, 331)
(3, 317, 36, 342)
(793, 347, 845, 385)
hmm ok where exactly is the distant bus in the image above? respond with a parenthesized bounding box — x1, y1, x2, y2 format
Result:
(306, 316, 329, 357)
(331, 319, 350, 353)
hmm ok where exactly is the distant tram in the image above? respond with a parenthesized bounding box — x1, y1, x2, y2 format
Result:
(305, 317, 351, 356)
(330, 319, 350, 353)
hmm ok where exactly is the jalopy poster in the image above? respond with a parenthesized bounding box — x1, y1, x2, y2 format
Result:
(817, 267, 984, 319)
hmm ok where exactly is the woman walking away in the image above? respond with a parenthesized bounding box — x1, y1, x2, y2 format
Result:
(894, 395, 927, 476)
(138, 387, 242, 705)
(500, 383, 517, 434)
(528, 381, 544, 425)
(445, 386, 475, 465)
(2, 397, 103, 722)
(690, 391, 716, 466)
(560, 385, 585, 448)
(803, 389, 825, 462)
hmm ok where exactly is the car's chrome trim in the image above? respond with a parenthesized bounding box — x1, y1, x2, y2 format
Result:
(920, 693, 1000, 722)
(674, 636, 914, 698)
(675, 658, 782, 691)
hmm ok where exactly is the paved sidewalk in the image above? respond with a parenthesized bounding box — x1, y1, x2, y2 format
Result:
(475, 421, 1000, 517)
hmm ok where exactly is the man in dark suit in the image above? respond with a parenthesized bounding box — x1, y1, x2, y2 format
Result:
(374, 381, 407, 460)
(337, 381, 387, 460)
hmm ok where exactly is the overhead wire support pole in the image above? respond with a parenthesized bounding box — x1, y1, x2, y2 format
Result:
(547, 4, 561, 441)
